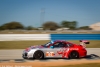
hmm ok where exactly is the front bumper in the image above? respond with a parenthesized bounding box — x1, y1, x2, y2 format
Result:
(22, 52, 28, 59)
(22, 50, 34, 59)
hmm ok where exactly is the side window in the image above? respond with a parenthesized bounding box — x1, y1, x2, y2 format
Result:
(53, 42, 60, 48)
(66, 43, 73, 47)
(53, 42, 66, 48)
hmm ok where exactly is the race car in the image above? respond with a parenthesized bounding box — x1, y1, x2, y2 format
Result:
(22, 40, 89, 59)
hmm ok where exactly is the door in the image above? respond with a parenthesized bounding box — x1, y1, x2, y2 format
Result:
(44, 42, 68, 58)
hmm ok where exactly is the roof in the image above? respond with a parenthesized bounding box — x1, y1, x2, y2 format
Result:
(53, 40, 66, 42)
(90, 22, 100, 26)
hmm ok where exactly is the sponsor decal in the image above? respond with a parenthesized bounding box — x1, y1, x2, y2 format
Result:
(46, 52, 55, 56)
(57, 48, 69, 58)
(69, 48, 79, 50)
(57, 48, 69, 54)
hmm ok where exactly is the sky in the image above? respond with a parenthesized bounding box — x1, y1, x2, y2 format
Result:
(0, 0, 100, 27)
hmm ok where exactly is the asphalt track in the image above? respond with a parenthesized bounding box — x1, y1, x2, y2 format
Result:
(0, 48, 100, 62)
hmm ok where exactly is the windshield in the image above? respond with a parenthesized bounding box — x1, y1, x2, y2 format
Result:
(43, 42, 51, 47)
(43, 41, 53, 47)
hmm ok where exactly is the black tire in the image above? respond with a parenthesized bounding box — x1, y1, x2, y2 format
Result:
(33, 50, 44, 59)
(69, 51, 79, 59)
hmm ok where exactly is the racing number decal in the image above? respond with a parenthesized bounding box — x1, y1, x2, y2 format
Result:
(46, 52, 55, 56)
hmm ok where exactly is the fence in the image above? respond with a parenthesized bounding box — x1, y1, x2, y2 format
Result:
(0, 34, 50, 41)
(51, 34, 100, 40)
(0, 34, 100, 41)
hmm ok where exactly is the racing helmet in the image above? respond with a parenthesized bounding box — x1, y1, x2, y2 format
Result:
(50, 40, 55, 44)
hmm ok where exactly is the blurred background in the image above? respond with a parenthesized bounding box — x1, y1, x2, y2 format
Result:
(0, 0, 100, 34)
(0, 0, 100, 48)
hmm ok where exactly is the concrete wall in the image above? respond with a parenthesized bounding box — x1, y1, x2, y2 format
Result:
(0, 34, 50, 41)
(0, 34, 100, 41)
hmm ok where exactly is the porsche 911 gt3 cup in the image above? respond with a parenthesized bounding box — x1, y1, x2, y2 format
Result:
(22, 40, 89, 59)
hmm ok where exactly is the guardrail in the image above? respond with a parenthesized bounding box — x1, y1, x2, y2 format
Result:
(0, 34, 100, 41)
(51, 34, 100, 40)
(0, 34, 50, 41)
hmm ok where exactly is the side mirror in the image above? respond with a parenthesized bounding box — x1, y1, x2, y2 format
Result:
(50, 46, 54, 49)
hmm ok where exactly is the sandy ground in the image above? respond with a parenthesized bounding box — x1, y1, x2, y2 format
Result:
(0, 59, 100, 67)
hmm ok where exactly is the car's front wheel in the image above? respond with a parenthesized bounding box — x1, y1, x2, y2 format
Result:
(33, 50, 44, 59)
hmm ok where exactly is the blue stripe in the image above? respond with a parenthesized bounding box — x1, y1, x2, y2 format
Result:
(50, 34, 100, 40)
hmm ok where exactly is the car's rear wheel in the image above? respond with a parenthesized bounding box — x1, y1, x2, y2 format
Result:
(69, 51, 79, 59)
(33, 50, 44, 59)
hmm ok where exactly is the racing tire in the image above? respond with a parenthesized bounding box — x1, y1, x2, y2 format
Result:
(33, 50, 44, 59)
(69, 51, 79, 59)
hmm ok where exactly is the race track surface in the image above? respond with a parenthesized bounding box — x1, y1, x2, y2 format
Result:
(0, 48, 100, 62)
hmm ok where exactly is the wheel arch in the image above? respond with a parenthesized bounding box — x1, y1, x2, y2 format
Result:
(68, 50, 79, 59)
(33, 50, 44, 59)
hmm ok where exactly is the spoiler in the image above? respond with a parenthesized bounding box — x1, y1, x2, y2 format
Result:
(80, 40, 89, 44)
(79, 40, 89, 48)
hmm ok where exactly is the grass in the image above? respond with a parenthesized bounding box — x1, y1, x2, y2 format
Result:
(0, 40, 100, 49)
(0, 40, 50, 49)
(50, 63, 100, 67)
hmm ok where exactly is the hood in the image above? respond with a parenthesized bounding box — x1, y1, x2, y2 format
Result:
(30, 45, 44, 48)
(25, 45, 44, 51)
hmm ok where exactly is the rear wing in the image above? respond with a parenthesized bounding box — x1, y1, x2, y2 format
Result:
(79, 40, 89, 48)
(80, 40, 89, 44)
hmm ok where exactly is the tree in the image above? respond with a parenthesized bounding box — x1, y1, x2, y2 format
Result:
(1, 21, 24, 30)
(61, 21, 77, 30)
(42, 21, 60, 30)
(78, 26, 92, 30)
(25, 26, 38, 30)
(61, 21, 69, 27)
(0, 26, 2, 30)
(25, 26, 33, 30)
